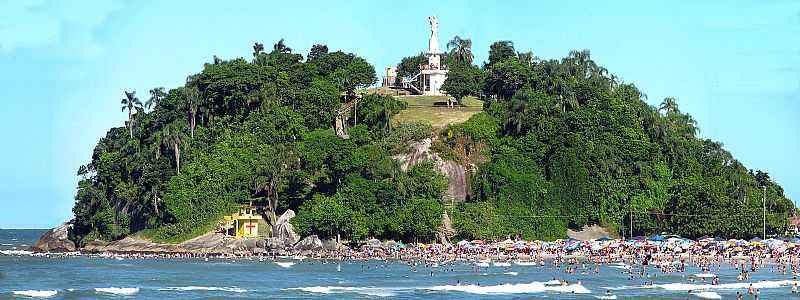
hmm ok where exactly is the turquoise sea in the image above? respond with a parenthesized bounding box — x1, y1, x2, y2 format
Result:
(1, 229, 798, 299)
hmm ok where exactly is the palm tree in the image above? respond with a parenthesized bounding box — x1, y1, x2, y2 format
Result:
(162, 122, 188, 174)
(659, 97, 679, 115)
(146, 87, 166, 110)
(121, 91, 142, 138)
(447, 36, 474, 65)
(150, 130, 163, 160)
(504, 98, 528, 135)
(273, 38, 291, 53)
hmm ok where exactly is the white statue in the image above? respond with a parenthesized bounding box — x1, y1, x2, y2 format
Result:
(428, 16, 440, 54)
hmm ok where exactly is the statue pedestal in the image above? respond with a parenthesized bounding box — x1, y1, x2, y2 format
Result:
(420, 69, 448, 96)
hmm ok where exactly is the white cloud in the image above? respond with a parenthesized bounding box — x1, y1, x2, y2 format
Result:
(0, 0, 123, 55)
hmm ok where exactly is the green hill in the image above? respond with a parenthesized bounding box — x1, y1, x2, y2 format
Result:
(69, 40, 793, 245)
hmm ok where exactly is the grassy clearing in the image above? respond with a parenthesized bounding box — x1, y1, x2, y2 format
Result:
(393, 96, 484, 128)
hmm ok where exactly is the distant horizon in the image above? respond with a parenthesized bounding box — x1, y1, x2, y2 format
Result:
(1, 0, 798, 228)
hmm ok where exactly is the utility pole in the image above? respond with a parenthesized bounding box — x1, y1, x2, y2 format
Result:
(763, 186, 767, 238)
(629, 207, 634, 239)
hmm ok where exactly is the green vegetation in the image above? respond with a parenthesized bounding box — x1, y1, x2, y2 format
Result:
(434, 37, 793, 240)
(70, 36, 793, 246)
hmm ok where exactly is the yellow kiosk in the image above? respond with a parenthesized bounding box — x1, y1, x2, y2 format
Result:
(221, 205, 263, 238)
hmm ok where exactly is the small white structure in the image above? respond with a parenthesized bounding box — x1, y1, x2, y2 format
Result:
(420, 16, 448, 96)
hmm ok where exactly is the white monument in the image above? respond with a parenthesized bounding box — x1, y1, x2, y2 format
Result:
(420, 16, 448, 96)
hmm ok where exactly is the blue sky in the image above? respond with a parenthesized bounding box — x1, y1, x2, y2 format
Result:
(1, 0, 798, 228)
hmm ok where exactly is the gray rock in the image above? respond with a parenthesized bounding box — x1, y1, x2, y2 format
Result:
(265, 237, 286, 250)
(366, 238, 381, 248)
(31, 222, 76, 253)
(275, 209, 296, 225)
(82, 240, 109, 253)
(382, 240, 397, 249)
(243, 239, 258, 249)
(322, 239, 347, 251)
(294, 235, 323, 251)
(273, 210, 300, 246)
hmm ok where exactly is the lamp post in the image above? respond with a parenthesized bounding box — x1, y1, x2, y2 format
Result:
(762, 186, 767, 239)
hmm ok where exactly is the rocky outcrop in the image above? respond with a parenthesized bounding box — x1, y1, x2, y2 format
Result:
(31, 222, 76, 253)
(81, 232, 254, 254)
(322, 239, 348, 251)
(273, 210, 300, 246)
(567, 224, 616, 241)
(393, 138, 468, 202)
(294, 235, 323, 251)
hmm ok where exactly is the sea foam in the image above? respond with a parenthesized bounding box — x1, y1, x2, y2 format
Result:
(424, 281, 591, 295)
(160, 286, 247, 293)
(286, 286, 397, 297)
(95, 287, 140, 295)
(692, 291, 722, 299)
(12, 290, 57, 298)
(655, 280, 798, 291)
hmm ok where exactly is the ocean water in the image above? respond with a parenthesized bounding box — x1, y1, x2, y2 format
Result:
(1, 229, 798, 299)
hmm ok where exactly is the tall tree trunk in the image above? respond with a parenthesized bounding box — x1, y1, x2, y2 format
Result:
(190, 112, 195, 139)
(128, 110, 133, 138)
(152, 186, 159, 215)
(174, 143, 180, 174)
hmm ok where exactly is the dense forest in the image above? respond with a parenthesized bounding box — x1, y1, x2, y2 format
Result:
(70, 37, 794, 246)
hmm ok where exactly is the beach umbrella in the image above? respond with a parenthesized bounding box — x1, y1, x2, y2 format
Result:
(471, 240, 485, 244)
(749, 237, 763, 243)
(596, 236, 613, 241)
(457, 240, 470, 246)
(649, 235, 665, 241)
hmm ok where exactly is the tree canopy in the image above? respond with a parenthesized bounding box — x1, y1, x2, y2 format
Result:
(71, 37, 793, 247)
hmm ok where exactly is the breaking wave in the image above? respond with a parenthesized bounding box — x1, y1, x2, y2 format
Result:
(94, 287, 139, 295)
(655, 280, 797, 291)
(159, 286, 248, 293)
(692, 291, 722, 299)
(285, 286, 397, 297)
(274, 261, 295, 268)
(424, 281, 591, 295)
(11, 290, 57, 298)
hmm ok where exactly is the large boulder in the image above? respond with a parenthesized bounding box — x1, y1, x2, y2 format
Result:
(294, 235, 323, 251)
(265, 237, 287, 250)
(322, 239, 348, 251)
(275, 209, 296, 226)
(393, 138, 468, 202)
(82, 240, 109, 253)
(31, 222, 76, 253)
(366, 238, 381, 248)
(273, 210, 300, 246)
